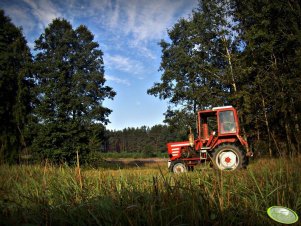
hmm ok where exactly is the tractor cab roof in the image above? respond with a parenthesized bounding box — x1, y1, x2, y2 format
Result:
(198, 106, 234, 116)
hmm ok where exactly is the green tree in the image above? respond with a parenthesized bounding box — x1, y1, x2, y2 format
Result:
(234, 0, 301, 156)
(148, 0, 241, 132)
(32, 18, 115, 163)
(0, 10, 33, 163)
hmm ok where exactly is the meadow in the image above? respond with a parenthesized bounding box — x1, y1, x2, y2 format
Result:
(0, 157, 300, 226)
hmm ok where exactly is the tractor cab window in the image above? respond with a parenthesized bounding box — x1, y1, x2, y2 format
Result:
(219, 110, 236, 134)
(208, 116, 217, 136)
(199, 112, 217, 139)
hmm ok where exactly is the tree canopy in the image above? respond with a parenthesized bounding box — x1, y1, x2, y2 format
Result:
(32, 18, 116, 163)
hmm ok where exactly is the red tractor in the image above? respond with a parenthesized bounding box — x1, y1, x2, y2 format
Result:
(167, 106, 253, 173)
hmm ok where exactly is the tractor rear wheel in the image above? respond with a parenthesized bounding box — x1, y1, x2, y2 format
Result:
(211, 144, 247, 171)
(170, 160, 187, 173)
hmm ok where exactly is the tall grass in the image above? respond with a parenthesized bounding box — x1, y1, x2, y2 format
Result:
(0, 157, 300, 225)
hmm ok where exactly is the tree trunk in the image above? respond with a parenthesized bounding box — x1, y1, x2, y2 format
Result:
(261, 94, 273, 157)
(256, 117, 260, 141)
(292, 103, 300, 154)
(222, 37, 237, 93)
(284, 119, 293, 157)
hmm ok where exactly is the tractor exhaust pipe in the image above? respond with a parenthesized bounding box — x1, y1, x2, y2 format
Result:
(188, 126, 194, 147)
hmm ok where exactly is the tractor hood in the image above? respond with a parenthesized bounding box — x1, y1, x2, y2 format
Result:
(167, 141, 190, 160)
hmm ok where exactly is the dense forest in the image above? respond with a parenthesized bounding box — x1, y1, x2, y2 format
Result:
(1, 0, 301, 164)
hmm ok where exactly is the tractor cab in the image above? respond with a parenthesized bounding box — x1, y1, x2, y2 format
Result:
(167, 106, 252, 173)
(198, 106, 240, 148)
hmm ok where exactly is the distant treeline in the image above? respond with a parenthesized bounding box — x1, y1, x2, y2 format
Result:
(105, 125, 182, 154)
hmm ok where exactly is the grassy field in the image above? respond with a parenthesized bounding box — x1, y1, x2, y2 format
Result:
(0, 157, 300, 226)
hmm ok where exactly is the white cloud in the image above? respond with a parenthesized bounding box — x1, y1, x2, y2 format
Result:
(109, 0, 120, 28)
(112, 0, 196, 42)
(104, 54, 145, 79)
(3, 7, 35, 32)
(84, 0, 198, 58)
(122, 0, 181, 42)
(128, 41, 156, 60)
(23, 0, 62, 28)
(105, 74, 130, 86)
(2, 0, 197, 65)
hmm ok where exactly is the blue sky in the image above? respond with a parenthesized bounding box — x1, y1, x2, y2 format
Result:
(1, 0, 198, 130)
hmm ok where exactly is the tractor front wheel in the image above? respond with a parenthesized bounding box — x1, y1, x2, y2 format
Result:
(211, 144, 246, 171)
(170, 160, 187, 173)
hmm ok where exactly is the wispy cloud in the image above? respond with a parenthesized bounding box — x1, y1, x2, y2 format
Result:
(104, 54, 146, 79)
(108, 0, 120, 28)
(4, 0, 197, 58)
(2, 0, 197, 64)
(23, 0, 62, 29)
(3, 6, 34, 31)
(87, 0, 197, 58)
(105, 74, 130, 86)
(91, 0, 194, 42)
(122, 0, 182, 42)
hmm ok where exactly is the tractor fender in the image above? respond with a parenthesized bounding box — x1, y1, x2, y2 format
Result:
(210, 137, 237, 152)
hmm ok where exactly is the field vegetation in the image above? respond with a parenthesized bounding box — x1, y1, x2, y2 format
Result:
(1, 157, 300, 226)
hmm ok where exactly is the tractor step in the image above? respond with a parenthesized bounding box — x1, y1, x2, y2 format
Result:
(200, 150, 207, 159)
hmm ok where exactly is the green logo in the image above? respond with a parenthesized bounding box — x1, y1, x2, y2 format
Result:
(267, 206, 299, 224)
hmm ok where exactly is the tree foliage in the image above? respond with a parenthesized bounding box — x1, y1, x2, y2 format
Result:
(234, 0, 301, 156)
(32, 19, 115, 163)
(0, 10, 33, 163)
